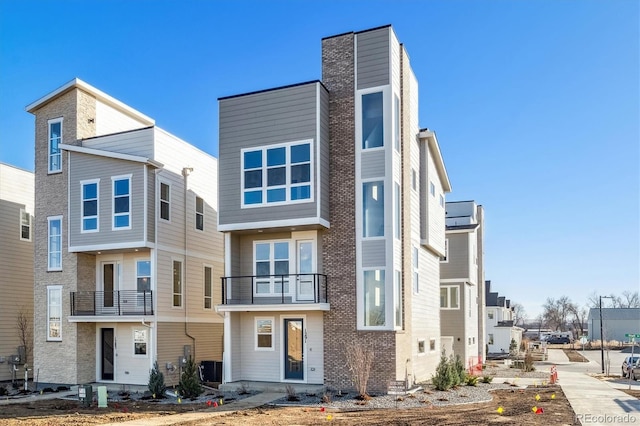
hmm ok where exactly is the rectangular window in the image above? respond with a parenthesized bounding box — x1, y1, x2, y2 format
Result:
(133, 329, 147, 356)
(81, 179, 99, 232)
(242, 141, 312, 207)
(47, 286, 62, 341)
(112, 176, 131, 229)
(488, 334, 494, 345)
(195, 196, 204, 231)
(48, 118, 62, 173)
(430, 338, 436, 351)
(439, 194, 444, 207)
(440, 285, 459, 309)
(430, 181, 435, 197)
(20, 209, 31, 241)
(363, 181, 384, 237)
(160, 182, 170, 221)
(362, 92, 384, 149)
(394, 270, 402, 328)
(488, 311, 494, 319)
(413, 247, 419, 294)
(418, 339, 425, 354)
(411, 169, 417, 191)
(137, 260, 151, 293)
(393, 94, 400, 152)
(254, 241, 290, 296)
(48, 216, 62, 271)
(256, 318, 274, 350)
(364, 269, 385, 326)
(204, 266, 212, 309)
(394, 182, 400, 239)
(441, 239, 448, 263)
(173, 260, 182, 307)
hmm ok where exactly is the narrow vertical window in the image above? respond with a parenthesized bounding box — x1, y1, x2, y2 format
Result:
(364, 269, 385, 326)
(441, 239, 448, 263)
(393, 95, 400, 152)
(430, 338, 436, 351)
(413, 247, 419, 294)
(195, 196, 204, 231)
(363, 181, 384, 237)
(362, 92, 384, 149)
(81, 179, 99, 232)
(290, 143, 311, 200)
(48, 119, 62, 173)
(394, 270, 402, 328)
(112, 176, 131, 229)
(411, 169, 417, 191)
(47, 286, 62, 340)
(243, 150, 263, 205)
(429, 181, 435, 197)
(204, 266, 212, 309)
(173, 260, 182, 307)
(48, 216, 62, 271)
(439, 194, 444, 207)
(20, 209, 31, 241)
(394, 182, 400, 239)
(418, 340, 425, 354)
(160, 182, 170, 221)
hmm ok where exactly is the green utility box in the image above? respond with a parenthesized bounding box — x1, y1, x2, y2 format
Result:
(79, 384, 93, 407)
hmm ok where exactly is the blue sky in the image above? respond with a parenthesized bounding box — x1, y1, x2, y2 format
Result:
(1, 0, 638, 320)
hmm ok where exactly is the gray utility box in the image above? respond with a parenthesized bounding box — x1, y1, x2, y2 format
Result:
(79, 385, 93, 407)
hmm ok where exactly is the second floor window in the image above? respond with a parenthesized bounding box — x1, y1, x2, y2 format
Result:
(20, 209, 31, 241)
(195, 196, 204, 231)
(363, 181, 384, 238)
(173, 260, 182, 307)
(362, 91, 384, 149)
(48, 119, 62, 173)
(48, 216, 62, 271)
(160, 182, 170, 221)
(112, 176, 131, 229)
(204, 266, 212, 309)
(255, 241, 289, 295)
(81, 180, 99, 232)
(440, 285, 459, 309)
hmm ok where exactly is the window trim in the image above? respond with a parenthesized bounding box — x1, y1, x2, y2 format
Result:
(362, 180, 385, 239)
(47, 285, 62, 341)
(47, 216, 62, 271)
(255, 317, 274, 351)
(240, 139, 314, 208)
(203, 265, 213, 310)
(361, 91, 385, 150)
(440, 239, 449, 263)
(81, 178, 100, 233)
(159, 181, 171, 222)
(440, 285, 460, 310)
(172, 259, 183, 308)
(417, 339, 426, 355)
(48, 118, 63, 174)
(133, 328, 148, 357)
(112, 174, 132, 230)
(429, 338, 437, 352)
(394, 270, 403, 329)
(363, 268, 385, 327)
(253, 240, 291, 297)
(20, 208, 32, 241)
(195, 196, 204, 231)
(429, 181, 435, 197)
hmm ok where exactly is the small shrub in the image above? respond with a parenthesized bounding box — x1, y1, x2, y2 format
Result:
(466, 376, 479, 386)
(321, 392, 332, 404)
(432, 350, 456, 391)
(453, 354, 467, 386)
(345, 342, 374, 399)
(148, 361, 166, 399)
(285, 385, 299, 401)
(481, 375, 493, 383)
(177, 357, 203, 399)
(523, 352, 535, 372)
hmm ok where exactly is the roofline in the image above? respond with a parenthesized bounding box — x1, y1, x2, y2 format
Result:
(418, 129, 452, 192)
(25, 78, 155, 126)
(59, 143, 164, 168)
(321, 24, 392, 41)
(218, 80, 326, 101)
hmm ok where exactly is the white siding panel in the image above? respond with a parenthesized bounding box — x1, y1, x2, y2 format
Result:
(83, 126, 154, 158)
(114, 324, 152, 385)
(95, 100, 151, 137)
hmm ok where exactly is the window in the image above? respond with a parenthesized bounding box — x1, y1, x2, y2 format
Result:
(48, 216, 62, 271)
(112, 176, 131, 229)
(133, 329, 147, 356)
(362, 92, 384, 149)
(430, 338, 436, 351)
(468, 337, 472, 345)
(20, 209, 31, 241)
(393, 94, 400, 152)
(255, 318, 273, 350)
(394, 270, 402, 328)
(137, 260, 151, 293)
(429, 181, 435, 197)
(364, 269, 385, 326)
(418, 339, 425, 354)
(439, 194, 444, 207)
(394, 183, 400, 239)
(488, 334, 494, 345)
(488, 311, 494, 320)
(363, 181, 384, 237)
(81, 179, 99, 232)
(160, 182, 170, 221)
(411, 169, 417, 191)
(48, 118, 62, 173)
(242, 141, 312, 207)
(173, 260, 182, 307)
(47, 286, 62, 341)
(255, 241, 290, 295)
(413, 247, 419, 294)
(204, 266, 212, 309)
(441, 239, 448, 263)
(440, 286, 459, 309)
(195, 196, 204, 231)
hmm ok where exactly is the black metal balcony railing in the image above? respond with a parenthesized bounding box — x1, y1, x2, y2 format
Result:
(221, 273, 328, 305)
(71, 291, 154, 316)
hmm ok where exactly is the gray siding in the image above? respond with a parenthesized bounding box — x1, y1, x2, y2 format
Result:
(219, 82, 329, 228)
(82, 126, 154, 158)
(68, 152, 147, 248)
(361, 239, 386, 267)
(319, 86, 331, 223)
(147, 167, 155, 242)
(357, 28, 390, 90)
(441, 233, 469, 279)
(361, 150, 386, 179)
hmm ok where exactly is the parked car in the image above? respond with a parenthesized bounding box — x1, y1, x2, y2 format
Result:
(630, 359, 640, 381)
(622, 356, 640, 378)
(547, 336, 571, 344)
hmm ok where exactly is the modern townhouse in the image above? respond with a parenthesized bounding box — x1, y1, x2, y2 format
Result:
(216, 25, 451, 392)
(0, 163, 34, 381)
(27, 79, 224, 387)
(485, 281, 523, 356)
(440, 201, 485, 371)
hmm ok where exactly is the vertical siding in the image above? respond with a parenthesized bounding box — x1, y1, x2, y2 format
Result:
(356, 27, 390, 90)
(95, 100, 151, 137)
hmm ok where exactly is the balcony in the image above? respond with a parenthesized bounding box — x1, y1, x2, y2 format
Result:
(70, 290, 154, 316)
(221, 273, 328, 306)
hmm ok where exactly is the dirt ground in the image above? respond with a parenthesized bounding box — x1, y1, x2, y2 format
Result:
(0, 387, 577, 425)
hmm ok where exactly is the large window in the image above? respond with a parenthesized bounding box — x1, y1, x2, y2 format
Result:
(48, 216, 62, 271)
(255, 241, 290, 295)
(204, 266, 212, 309)
(242, 141, 312, 207)
(47, 286, 62, 341)
(112, 176, 131, 229)
(440, 285, 459, 309)
(195, 196, 204, 231)
(133, 329, 147, 356)
(362, 92, 383, 149)
(255, 317, 274, 350)
(160, 182, 170, 221)
(363, 181, 384, 237)
(81, 179, 99, 232)
(364, 269, 385, 326)
(48, 118, 62, 173)
(20, 209, 31, 241)
(173, 260, 182, 307)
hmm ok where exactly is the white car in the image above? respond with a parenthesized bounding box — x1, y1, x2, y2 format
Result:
(622, 356, 639, 378)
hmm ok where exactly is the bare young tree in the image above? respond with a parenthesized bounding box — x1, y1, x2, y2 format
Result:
(587, 290, 639, 309)
(345, 341, 374, 399)
(16, 307, 32, 366)
(568, 304, 588, 339)
(511, 303, 526, 327)
(542, 296, 576, 331)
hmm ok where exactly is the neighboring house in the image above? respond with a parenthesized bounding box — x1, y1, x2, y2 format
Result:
(27, 79, 224, 387)
(587, 308, 640, 342)
(440, 201, 485, 370)
(0, 163, 34, 381)
(216, 25, 451, 391)
(485, 281, 523, 355)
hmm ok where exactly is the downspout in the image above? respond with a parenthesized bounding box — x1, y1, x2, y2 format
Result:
(182, 167, 196, 358)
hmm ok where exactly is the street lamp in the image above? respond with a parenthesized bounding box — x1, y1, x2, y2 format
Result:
(599, 295, 613, 374)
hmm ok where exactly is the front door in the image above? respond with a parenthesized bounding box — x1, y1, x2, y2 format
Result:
(284, 318, 304, 380)
(101, 328, 115, 381)
(100, 262, 119, 312)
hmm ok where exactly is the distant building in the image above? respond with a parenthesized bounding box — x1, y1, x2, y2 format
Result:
(587, 308, 640, 342)
(485, 281, 523, 355)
